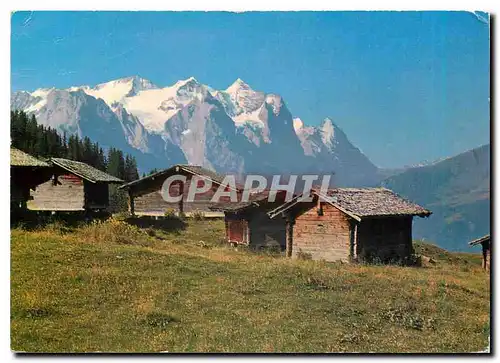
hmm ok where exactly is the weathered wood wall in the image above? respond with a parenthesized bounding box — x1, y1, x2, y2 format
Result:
(226, 218, 249, 244)
(292, 202, 352, 262)
(84, 183, 110, 210)
(356, 216, 413, 262)
(248, 211, 286, 249)
(482, 242, 491, 271)
(132, 174, 239, 215)
(223, 201, 287, 249)
(11, 167, 53, 209)
(28, 174, 85, 211)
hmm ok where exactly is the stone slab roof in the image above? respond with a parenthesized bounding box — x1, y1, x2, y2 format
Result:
(51, 158, 123, 184)
(268, 187, 431, 220)
(469, 234, 490, 246)
(11, 147, 49, 167)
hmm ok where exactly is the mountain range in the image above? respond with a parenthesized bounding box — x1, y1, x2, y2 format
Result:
(11, 76, 379, 186)
(383, 144, 490, 251)
(11, 76, 490, 251)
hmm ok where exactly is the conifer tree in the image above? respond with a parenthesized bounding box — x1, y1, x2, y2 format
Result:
(10, 110, 139, 184)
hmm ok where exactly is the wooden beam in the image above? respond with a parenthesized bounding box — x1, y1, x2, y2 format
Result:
(245, 220, 250, 245)
(128, 190, 135, 216)
(353, 223, 358, 260)
(286, 217, 294, 258)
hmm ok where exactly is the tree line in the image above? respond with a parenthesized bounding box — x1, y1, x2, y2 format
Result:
(11, 110, 139, 182)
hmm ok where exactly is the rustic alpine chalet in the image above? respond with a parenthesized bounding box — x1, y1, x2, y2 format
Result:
(28, 158, 123, 212)
(119, 164, 240, 216)
(210, 190, 290, 250)
(267, 188, 431, 263)
(10, 147, 52, 211)
(469, 234, 491, 271)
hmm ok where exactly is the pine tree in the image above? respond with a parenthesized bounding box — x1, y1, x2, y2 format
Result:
(10, 110, 140, 182)
(97, 147, 107, 171)
(124, 155, 139, 182)
(82, 137, 93, 165)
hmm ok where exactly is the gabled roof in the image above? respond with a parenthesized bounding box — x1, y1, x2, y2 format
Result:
(119, 164, 231, 190)
(51, 158, 123, 184)
(469, 234, 490, 246)
(268, 187, 432, 220)
(11, 147, 49, 167)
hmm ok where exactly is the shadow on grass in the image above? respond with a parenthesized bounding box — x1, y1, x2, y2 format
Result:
(10, 209, 110, 231)
(124, 216, 187, 234)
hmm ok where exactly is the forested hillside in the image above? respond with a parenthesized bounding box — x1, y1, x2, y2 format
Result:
(11, 110, 139, 182)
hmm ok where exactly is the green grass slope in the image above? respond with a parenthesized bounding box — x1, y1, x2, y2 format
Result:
(382, 144, 490, 251)
(11, 219, 490, 353)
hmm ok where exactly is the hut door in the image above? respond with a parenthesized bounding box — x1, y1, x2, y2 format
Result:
(228, 220, 248, 244)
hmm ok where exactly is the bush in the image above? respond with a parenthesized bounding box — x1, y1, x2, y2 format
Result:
(255, 241, 283, 256)
(379, 306, 437, 331)
(114, 211, 131, 221)
(163, 209, 177, 219)
(296, 249, 312, 260)
(191, 210, 205, 221)
(144, 312, 179, 329)
(81, 217, 151, 246)
(108, 187, 129, 213)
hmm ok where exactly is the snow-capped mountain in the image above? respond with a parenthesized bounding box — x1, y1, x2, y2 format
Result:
(295, 118, 379, 185)
(11, 76, 379, 186)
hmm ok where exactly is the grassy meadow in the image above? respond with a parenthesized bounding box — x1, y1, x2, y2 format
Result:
(11, 217, 490, 353)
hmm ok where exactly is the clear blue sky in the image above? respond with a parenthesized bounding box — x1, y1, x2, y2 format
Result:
(11, 11, 490, 168)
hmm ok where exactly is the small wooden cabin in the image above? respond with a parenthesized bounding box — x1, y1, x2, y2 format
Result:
(10, 147, 52, 211)
(28, 158, 123, 212)
(469, 235, 490, 271)
(119, 164, 240, 216)
(211, 191, 289, 250)
(268, 188, 431, 263)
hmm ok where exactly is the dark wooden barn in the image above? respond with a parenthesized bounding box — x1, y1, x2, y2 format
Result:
(210, 190, 289, 250)
(119, 164, 240, 217)
(10, 147, 52, 211)
(267, 188, 431, 263)
(469, 235, 490, 271)
(28, 158, 123, 212)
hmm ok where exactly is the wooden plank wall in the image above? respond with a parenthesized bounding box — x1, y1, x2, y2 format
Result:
(28, 174, 85, 211)
(482, 241, 491, 270)
(84, 183, 110, 209)
(248, 211, 286, 249)
(356, 216, 413, 262)
(133, 175, 241, 215)
(292, 203, 352, 262)
(227, 219, 248, 244)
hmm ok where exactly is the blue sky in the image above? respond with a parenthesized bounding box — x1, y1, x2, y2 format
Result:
(11, 11, 490, 168)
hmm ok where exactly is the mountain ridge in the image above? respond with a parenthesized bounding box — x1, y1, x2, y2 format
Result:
(11, 75, 379, 186)
(10, 76, 490, 250)
(382, 144, 490, 251)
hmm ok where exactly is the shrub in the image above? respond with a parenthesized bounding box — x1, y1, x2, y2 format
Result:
(379, 306, 437, 331)
(81, 217, 151, 246)
(296, 249, 312, 260)
(144, 312, 179, 329)
(191, 210, 205, 221)
(163, 209, 177, 219)
(114, 211, 131, 221)
(403, 253, 422, 267)
(304, 276, 330, 291)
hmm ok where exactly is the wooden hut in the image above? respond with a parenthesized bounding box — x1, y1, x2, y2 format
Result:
(10, 147, 52, 210)
(469, 235, 490, 270)
(210, 190, 289, 250)
(268, 188, 432, 263)
(28, 158, 123, 212)
(119, 164, 240, 217)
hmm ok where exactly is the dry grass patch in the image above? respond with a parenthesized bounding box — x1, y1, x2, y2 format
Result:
(11, 219, 490, 353)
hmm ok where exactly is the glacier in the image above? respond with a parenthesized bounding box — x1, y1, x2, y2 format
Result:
(11, 76, 379, 186)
